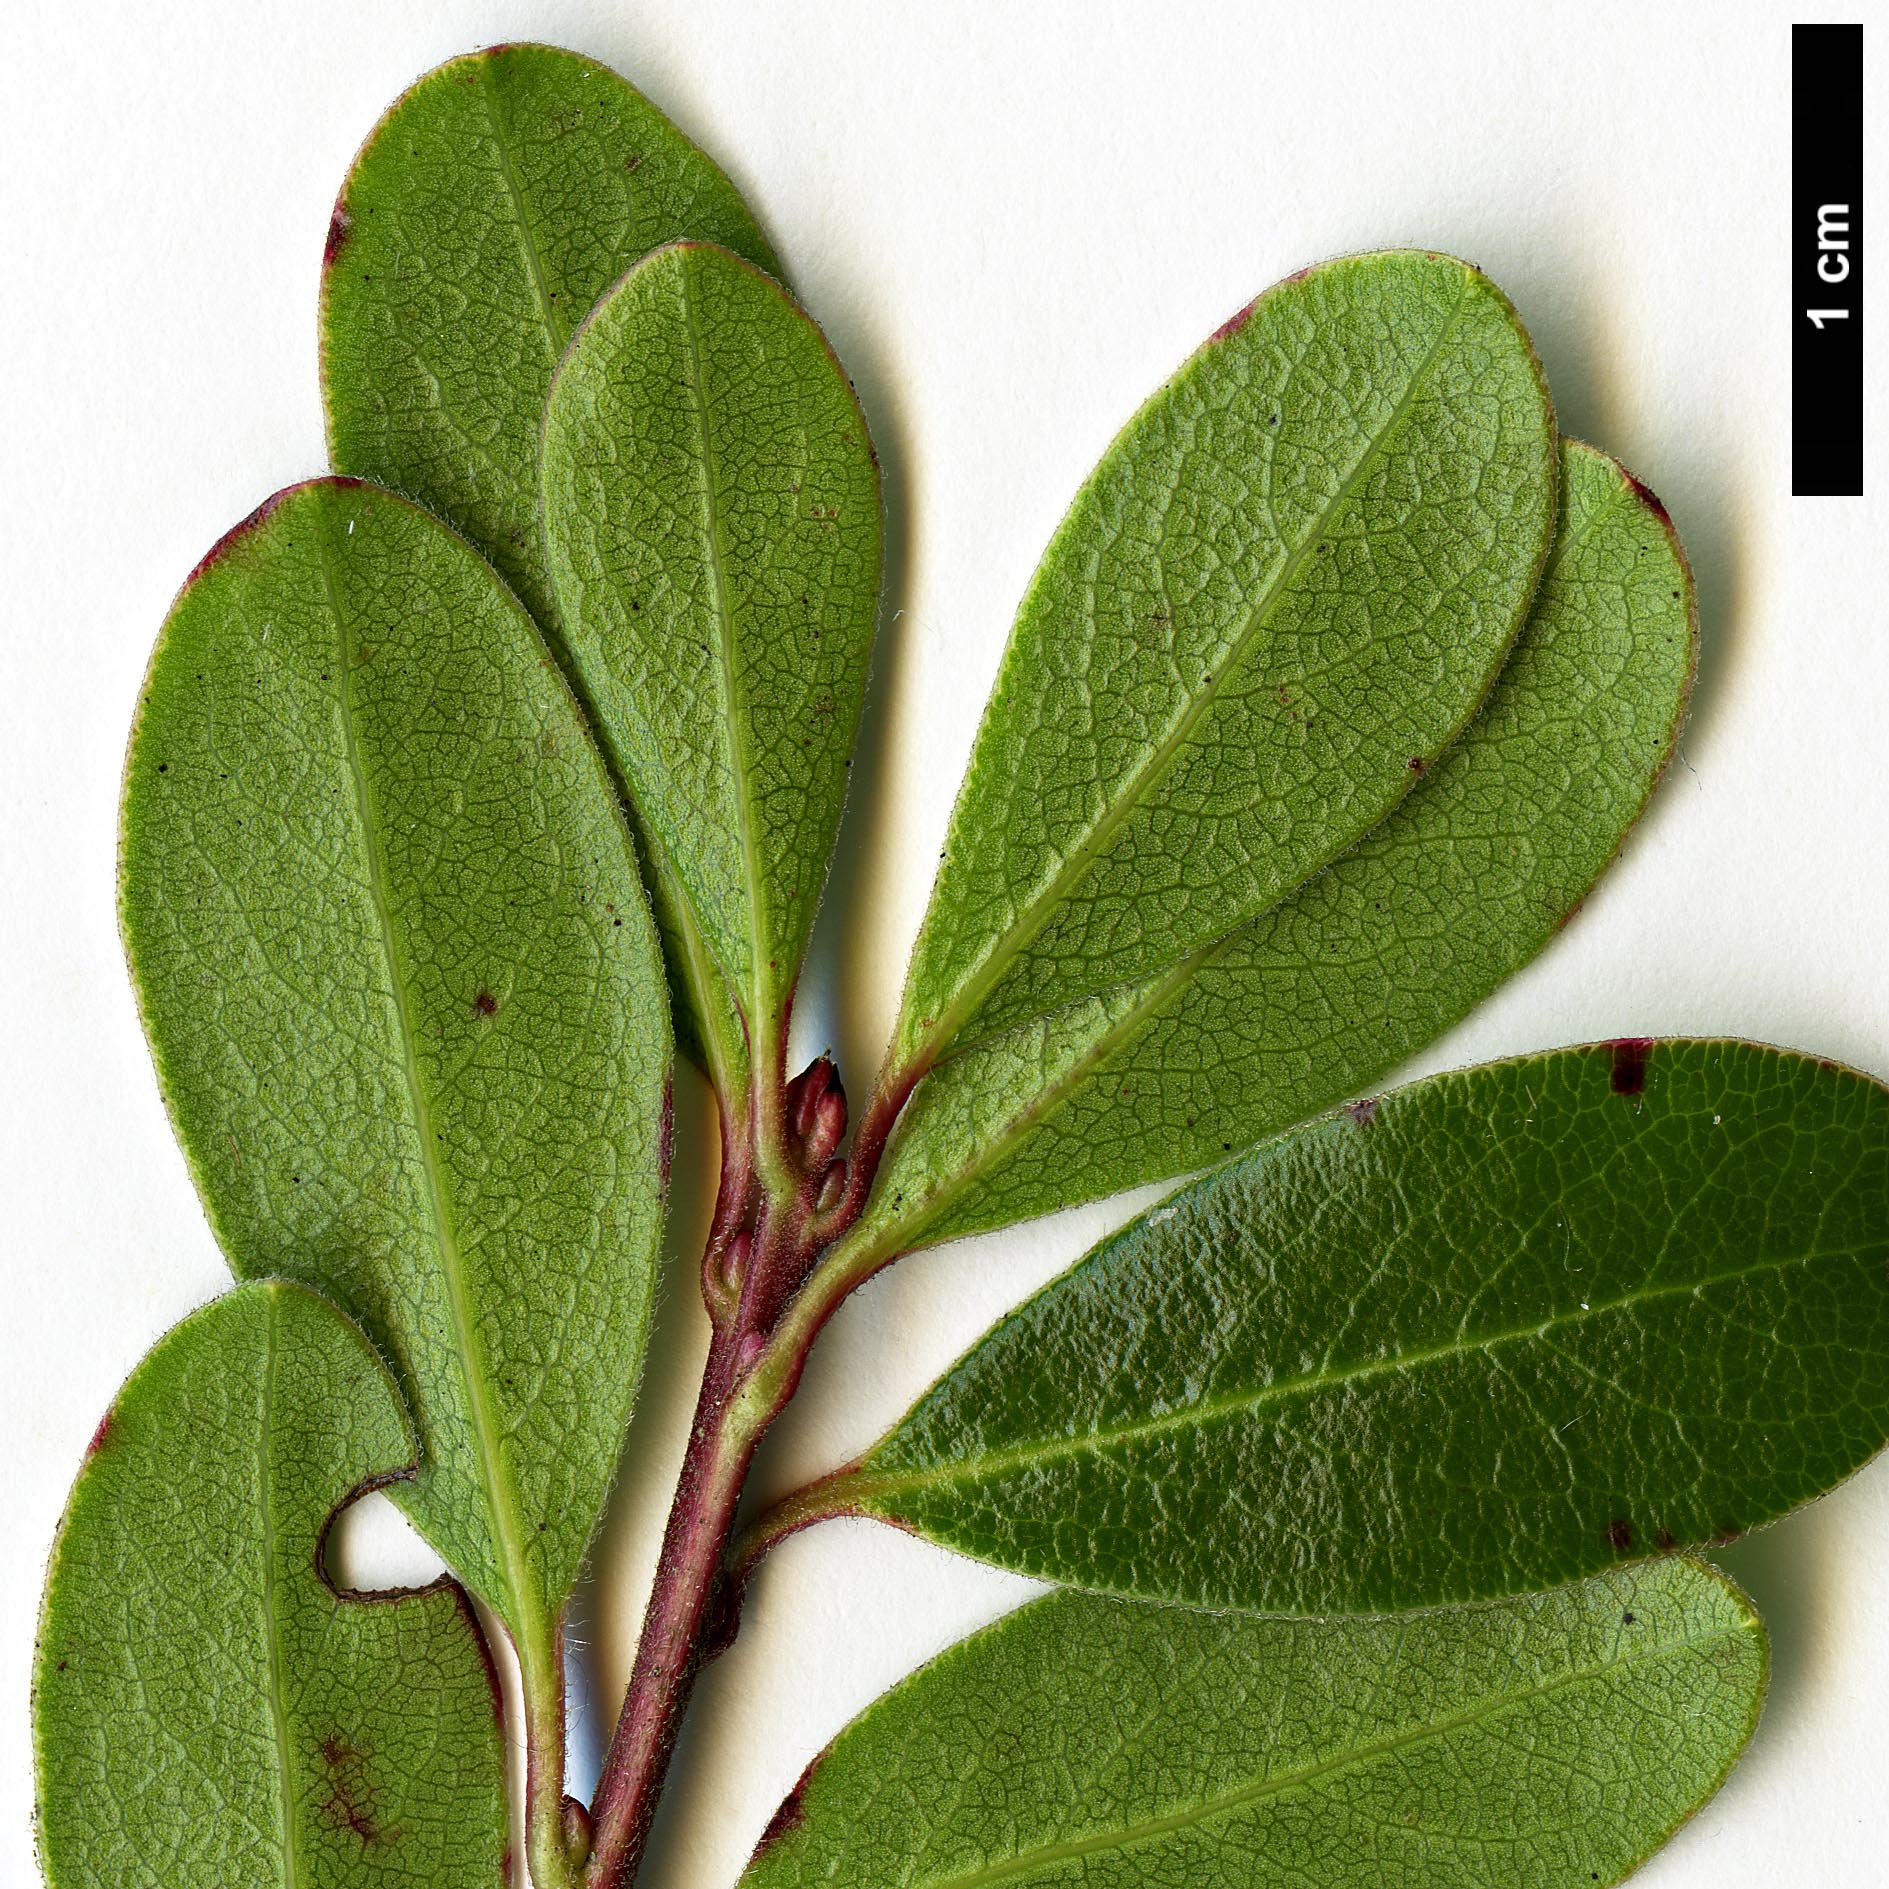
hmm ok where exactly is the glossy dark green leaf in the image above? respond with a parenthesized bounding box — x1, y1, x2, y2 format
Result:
(742, 1565, 1764, 1889)
(320, 41, 776, 630)
(853, 440, 1695, 1254)
(120, 479, 669, 1694)
(888, 251, 1558, 1074)
(541, 242, 884, 1052)
(825, 1041, 1889, 1612)
(34, 1282, 507, 1889)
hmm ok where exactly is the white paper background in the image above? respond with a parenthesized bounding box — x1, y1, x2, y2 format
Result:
(4, 1, 1885, 1882)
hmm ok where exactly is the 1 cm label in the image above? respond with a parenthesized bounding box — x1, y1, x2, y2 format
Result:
(1805, 203, 1853, 330)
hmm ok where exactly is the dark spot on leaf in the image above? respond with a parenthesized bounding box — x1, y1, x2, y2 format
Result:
(1344, 1097, 1379, 1126)
(1209, 300, 1254, 343)
(1609, 1038, 1653, 1096)
(1656, 1527, 1679, 1553)
(323, 205, 352, 268)
(1406, 756, 1427, 774)
(85, 1412, 113, 1457)
(1622, 1611, 1636, 1625)
(473, 990, 499, 1017)
(317, 1735, 388, 1844)
(1607, 1518, 1635, 1552)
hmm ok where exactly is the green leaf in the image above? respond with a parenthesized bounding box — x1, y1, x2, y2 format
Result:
(888, 250, 1558, 1073)
(541, 241, 885, 1048)
(740, 1564, 1765, 1889)
(827, 1041, 1889, 1613)
(854, 440, 1695, 1254)
(320, 40, 776, 631)
(322, 42, 777, 1085)
(119, 478, 669, 1685)
(34, 1282, 508, 1889)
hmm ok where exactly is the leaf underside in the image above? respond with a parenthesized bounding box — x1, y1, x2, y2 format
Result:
(119, 478, 670, 1658)
(320, 41, 780, 1080)
(34, 1282, 508, 1889)
(320, 40, 778, 631)
(841, 1040, 1889, 1613)
(891, 249, 1559, 1073)
(741, 1564, 1765, 1889)
(541, 241, 885, 1047)
(858, 438, 1695, 1254)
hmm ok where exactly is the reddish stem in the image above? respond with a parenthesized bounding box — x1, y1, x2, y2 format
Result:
(582, 1316, 759, 1888)
(583, 1049, 915, 1889)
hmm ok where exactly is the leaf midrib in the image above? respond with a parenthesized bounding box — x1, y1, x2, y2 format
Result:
(866, 940, 1219, 1261)
(255, 1292, 303, 1889)
(908, 277, 1474, 1069)
(864, 1242, 1842, 1496)
(478, 57, 565, 361)
(867, 480, 1624, 1262)
(315, 509, 535, 1641)
(905, 1616, 1743, 1889)
(678, 254, 771, 1032)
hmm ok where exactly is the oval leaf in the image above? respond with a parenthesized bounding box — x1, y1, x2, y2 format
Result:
(742, 1565, 1764, 1889)
(856, 440, 1695, 1253)
(120, 479, 670, 1678)
(541, 242, 885, 1046)
(322, 43, 778, 1084)
(34, 1283, 508, 1889)
(320, 41, 776, 631)
(827, 1041, 1889, 1612)
(889, 250, 1558, 1072)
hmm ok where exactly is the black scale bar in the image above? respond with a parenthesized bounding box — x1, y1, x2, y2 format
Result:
(1793, 23, 1865, 497)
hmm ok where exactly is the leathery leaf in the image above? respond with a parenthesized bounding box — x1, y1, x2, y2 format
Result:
(119, 479, 670, 1682)
(34, 1282, 508, 1889)
(541, 242, 884, 1050)
(889, 249, 1557, 1073)
(827, 1041, 1889, 1613)
(855, 440, 1695, 1254)
(741, 1565, 1764, 1889)
(320, 43, 778, 1080)
(320, 40, 776, 630)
